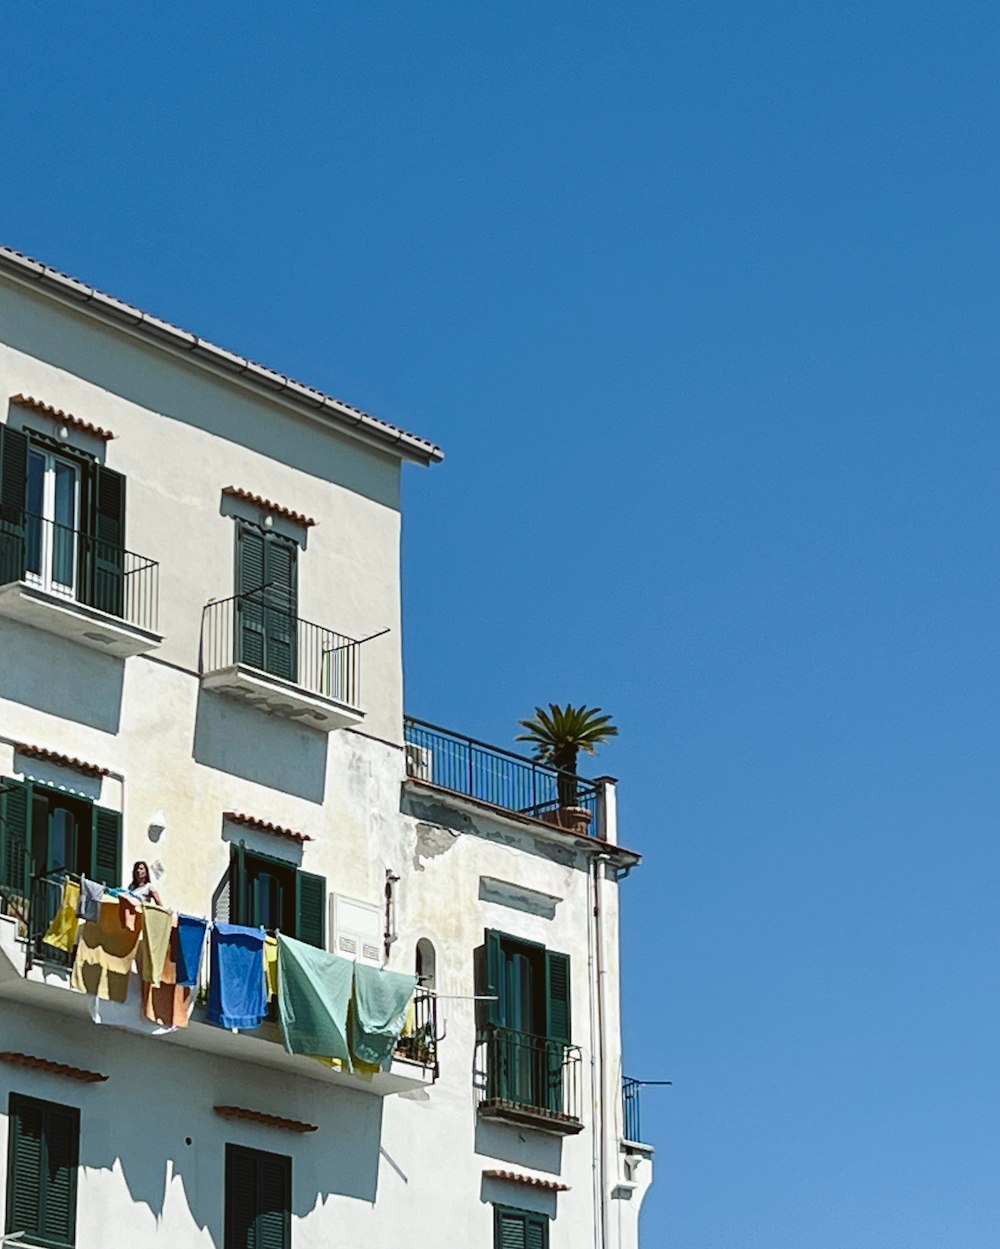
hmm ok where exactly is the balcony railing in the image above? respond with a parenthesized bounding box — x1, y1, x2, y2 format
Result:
(404, 717, 601, 833)
(475, 1025, 583, 1130)
(394, 988, 439, 1074)
(622, 1076, 669, 1145)
(0, 512, 159, 632)
(200, 594, 361, 708)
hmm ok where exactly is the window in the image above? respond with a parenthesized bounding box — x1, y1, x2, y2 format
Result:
(227, 843, 326, 947)
(225, 1144, 290, 1249)
(5, 1094, 80, 1249)
(0, 425, 126, 616)
(494, 1205, 549, 1249)
(0, 777, 121, 901)
(234, 521, 298, 682)
(415, 936, 436, 990)
(481, 930, 571, 1113)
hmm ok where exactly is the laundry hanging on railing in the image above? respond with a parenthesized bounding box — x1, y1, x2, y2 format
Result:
(138, 904, 173, 988)
(174, 914, 208, 988)
(71, 898, 143, 1003)
(41, 878, 80, 953)
(276, 932, 354, 1069)
(351, 963, 418, 1068)
(142, 924, 193, 1030)
(206, 923, 268, 1030)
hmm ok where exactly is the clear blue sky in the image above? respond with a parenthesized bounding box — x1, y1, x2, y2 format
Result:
(4, 3, 1000, 1244)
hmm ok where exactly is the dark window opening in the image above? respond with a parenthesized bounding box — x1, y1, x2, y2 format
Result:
(225, 1143, 290, 1249)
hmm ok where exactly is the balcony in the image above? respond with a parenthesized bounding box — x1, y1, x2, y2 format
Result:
(404, 717, 602, 837)
(0, 871, 437, 1097)
(475, 1025, 583, 1135)
(0, 513, 161, 657)
(200, 594, 363, 732)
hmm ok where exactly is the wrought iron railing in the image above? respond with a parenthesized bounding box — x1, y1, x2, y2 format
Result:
(475, 1025, 583, 1123)
(622, 1076, 669, 1144)
(403, 718, 601, 832)
(393, 988, 439, 1074)
(0, 512, 159, 632)
(200, 594, 361, 708)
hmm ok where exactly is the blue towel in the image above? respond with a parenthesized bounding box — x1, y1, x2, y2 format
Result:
(207, 923, 267, 1030)
(175, 914, 209, 988)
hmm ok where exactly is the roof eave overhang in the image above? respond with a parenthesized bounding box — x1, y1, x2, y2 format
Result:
(0, 249, 444, 467)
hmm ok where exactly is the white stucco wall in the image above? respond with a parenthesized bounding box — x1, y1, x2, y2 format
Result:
(0, 273, 650, 1247)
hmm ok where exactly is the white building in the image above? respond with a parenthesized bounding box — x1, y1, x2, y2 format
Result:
(0, 246, 654, 1249)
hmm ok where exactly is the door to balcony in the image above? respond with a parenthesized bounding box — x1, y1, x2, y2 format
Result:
(25, 449, 80, 599)
(234, 522, 298, 683)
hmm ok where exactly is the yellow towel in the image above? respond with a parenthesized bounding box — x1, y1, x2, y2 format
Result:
(42, 880, 80, 952)
(71, 900, 142, 1002)
(139, 904, 173, 988)
(264, 935, 279, 999)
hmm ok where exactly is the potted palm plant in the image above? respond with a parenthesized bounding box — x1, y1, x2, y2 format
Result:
(516, 703, 618, 833)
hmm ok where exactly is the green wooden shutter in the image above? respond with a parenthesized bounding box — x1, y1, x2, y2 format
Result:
(229, 843, 248, 926)
(545, 949, 571, 1043)
(263, 536, 297, 682)
(495, 1207, 528, 1249)
(485, 929, 503, 1027)
(0, 425, 27, 584)
(6, 1095, 43, 1237)
(294, 870, 326, 948)
(85, 465, 126, 617)
(39, 1103, 79, 1247)
(6, 1095, 79, 1249)
(89, 805, 122, 888)
(225, 1146, 290, 1249)
(1, 777, 32, 897)
(525, 1214, 548, 1249)
(236, 523, 267, 670)
(256, 1151, 291, 1249)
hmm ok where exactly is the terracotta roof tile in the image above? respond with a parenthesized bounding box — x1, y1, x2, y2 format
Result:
(482, 1169, 570, 1193)
(17, 743, 109, 778)
(10, 393, 114, 441)
(214, 1105, 317, 1133)
(222, 486, 317, 528)
(0, 1051, 107, 1083)
(224, 811, 313, 844)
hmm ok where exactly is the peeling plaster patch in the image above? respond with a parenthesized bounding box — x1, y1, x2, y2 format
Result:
(479, 877, 561, 919)
(414, 822, 459, 870)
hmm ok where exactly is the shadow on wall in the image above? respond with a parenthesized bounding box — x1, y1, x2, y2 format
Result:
(0, 619, 123, 733)
(0, 284, 401, 510)
(193, 691, 327, 804)
(474, 1119, 564, 1175)
(6, 1017, 384, 1239)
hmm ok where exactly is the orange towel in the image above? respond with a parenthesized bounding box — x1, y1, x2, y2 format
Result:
(142, 924, 192, 1029)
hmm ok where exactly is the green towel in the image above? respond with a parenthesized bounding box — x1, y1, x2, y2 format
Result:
(276, 933, 353, 1069)
(351, 963, 418, 1068)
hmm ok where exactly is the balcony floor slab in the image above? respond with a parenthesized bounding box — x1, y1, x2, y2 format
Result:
(201, 664, 364, 732)
(0, 580, 162, 658)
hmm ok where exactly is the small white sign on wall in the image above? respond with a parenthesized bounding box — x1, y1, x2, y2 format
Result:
(332, 894, 382, 967)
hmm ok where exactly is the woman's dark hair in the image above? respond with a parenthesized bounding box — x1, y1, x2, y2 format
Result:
(130, 860, 151, 889)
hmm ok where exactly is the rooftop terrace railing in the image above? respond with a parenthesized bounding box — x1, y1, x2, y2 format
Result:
(403, 717, 602, 834)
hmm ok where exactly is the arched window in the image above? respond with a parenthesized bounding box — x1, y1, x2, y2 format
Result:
(415, 937, 436, 991)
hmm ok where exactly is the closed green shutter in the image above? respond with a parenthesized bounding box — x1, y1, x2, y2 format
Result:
(485, 929, 502, 1027)
(228, 843, 248, 926)
(264, 536, 297, 682)
(83, 464, 126, 617)
(225, 1145, 290, 1249)
(294, 870, 326, 948)
(235, 522, 267, 670)
(545, 950, 571, 1044)
(1, 777, 32, 897)
(0, 425, 27, 584)
(525, 1215, 548, 1249)
(6, 1094, 79, 1249)
(89, 805, 122, 888)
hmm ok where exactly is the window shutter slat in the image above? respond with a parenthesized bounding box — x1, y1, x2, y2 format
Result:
(1, 777, 32, 896)
(7, 1097, 43, 1236)
(256, 1154, 291, 1249)
(262, 536, 297, 682)
(294, 870, 326, 948)
(84, 464, 126, 616)
(7, 1095, 79, 1248)
(545, 949, 571, 1044)
(496, 1209, 527, 1249)
(526, 1215, 548, 1249)
(225, 1144, 259, 1249)
(90, 805, 122, 888)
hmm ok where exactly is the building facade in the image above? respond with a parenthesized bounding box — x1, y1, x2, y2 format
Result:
(0, 247, 653, 1249)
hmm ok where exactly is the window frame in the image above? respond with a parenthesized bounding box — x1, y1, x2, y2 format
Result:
(493, 1203, 550, 1249)
(5, 1092, 80, 1249)
(224, 1142, 291, 1249)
